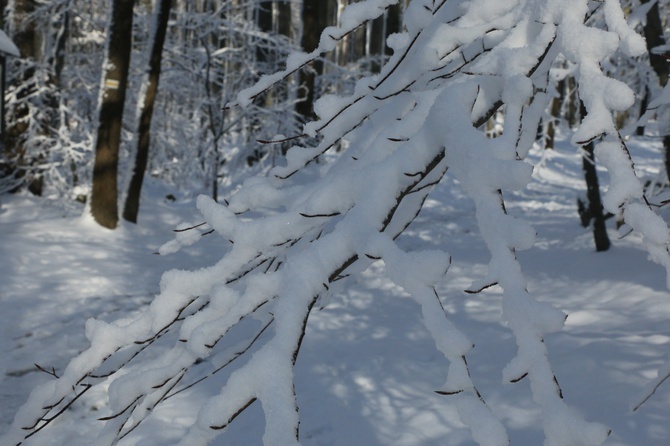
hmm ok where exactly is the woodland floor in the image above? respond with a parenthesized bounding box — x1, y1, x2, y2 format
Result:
(1, 136, 670, 445)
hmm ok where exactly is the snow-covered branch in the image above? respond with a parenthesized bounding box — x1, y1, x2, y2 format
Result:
(3, 0, 666, 445)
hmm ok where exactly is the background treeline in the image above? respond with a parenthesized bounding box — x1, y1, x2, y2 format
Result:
(0, 0, 667, 233)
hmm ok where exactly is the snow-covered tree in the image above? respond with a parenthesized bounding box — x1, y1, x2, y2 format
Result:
(142, 0, 302, 199)
(1, 0, 305, 213)
(1, 0, 62, 196)
(4, 0, 670, 445)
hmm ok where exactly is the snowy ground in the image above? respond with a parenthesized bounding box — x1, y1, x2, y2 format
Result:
(2, 137, 670, 445)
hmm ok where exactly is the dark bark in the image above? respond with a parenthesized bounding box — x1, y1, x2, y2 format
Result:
(276, 0, 292, 38)
(369, 15, 384, 72)
(368, 5, 402, 75)
(639, 0, 670, 181)
(256, 0, 273, 64)
(641, 0, 668, 89)
(123, 0, 172, 224)
(579, 101, 611, 252)
(254, 0, 289, 79)
(296, 0, 329, 122)
(11, 0, 39, 59)
(91, 0, 134, 229)
(385, 3, 402, 46)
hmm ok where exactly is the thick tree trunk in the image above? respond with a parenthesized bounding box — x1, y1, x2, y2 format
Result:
(123, 0, 172, 223)
(91, 0, 134, 229)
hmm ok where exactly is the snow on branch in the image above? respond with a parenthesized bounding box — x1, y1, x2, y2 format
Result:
(2, 0, 662, 445)
(568, 0, 670, 287)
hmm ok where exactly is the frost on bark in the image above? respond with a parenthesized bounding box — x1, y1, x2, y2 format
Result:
(4, 1, 670, 446)
(91, 0, 134, 229)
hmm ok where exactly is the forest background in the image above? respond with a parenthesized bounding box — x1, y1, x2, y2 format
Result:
(0, 0, 666, 238)
(0, 0, 407, 225)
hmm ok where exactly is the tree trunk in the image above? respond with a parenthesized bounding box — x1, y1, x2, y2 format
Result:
(582, 143, 611, 251)
(544, 78, 565, 149)
(3, 0, 43, 195)
(123, 0, 172, 223)
(579, 101, 610, 252)
(91, 0, 134, 229)
(52, 9, 68, 87)
(641, 0, 668, 89)
(276, 0, 292, 38)
(296, 0, 329, 122)
(639, 0, 670, 182)
(256, 0, 272, 64)
(368, 4, 402, 73)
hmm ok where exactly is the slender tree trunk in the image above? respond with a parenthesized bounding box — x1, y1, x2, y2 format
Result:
(123, 0, 172, 223)
(582, 143, 611, 251)
(52, 9, 68, 87)
(639, 0, 670, 180)
(641, 0, 668, 90)
(368, 4, 401, 73)
(544, 78, 565, 149)
(276, 0, 291, 38)
(565, 77, 578, 128)
(91, 0, 134, 229)
(4, 0, 43, 195)
(296, 0, 328, 122)
(579, 102, 610, 252)
(369, 14, 385, 73)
